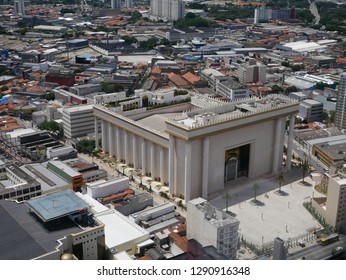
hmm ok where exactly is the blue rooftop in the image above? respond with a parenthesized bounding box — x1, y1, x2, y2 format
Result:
(25, 189, 89, 222)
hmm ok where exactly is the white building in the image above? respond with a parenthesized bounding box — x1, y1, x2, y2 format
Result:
(94, 93, 298, 201)
(150, 0, 185, 20)
(237, 62, 266, 84)
(298, 99, 323, 122)
(200, 68, 228, 91)
(336, 73, 346, 130)
(313, 164, 346, 233)
(187, 197, 240, 259)
(63, 105, 95, 139)
(216, 79, 250, 100)
(86, 177, 129, 199)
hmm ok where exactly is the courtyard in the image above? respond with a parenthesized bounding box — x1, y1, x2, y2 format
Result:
(209, 167, 323, 247)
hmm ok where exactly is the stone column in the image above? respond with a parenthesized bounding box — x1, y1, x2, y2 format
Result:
(202, 137, 209, 199)
(124, 130, 128, 164)
(101, 120, 107, 153)
(159, 147, 164, 183)
(95, 118, 99, 150)
(113, 125, 117, 158)
(184, 142, 192, 202)
(272, 118, 282, 173)
(141, 138, 146, 175)
(133, 135, 137, 169)
(168, 135, 175, 194)
(286, 114, 295, 169)
(151, 143, 155, 178)
(116, 127, 121, 160)
(108, 124, 114, 156)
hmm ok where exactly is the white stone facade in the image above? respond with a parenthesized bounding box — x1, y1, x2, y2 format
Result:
(94, 94, 298, 201)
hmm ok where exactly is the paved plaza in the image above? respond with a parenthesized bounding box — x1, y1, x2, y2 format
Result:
(209, 168, 324, 247)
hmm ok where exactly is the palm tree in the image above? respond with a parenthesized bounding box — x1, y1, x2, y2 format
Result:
(300, 159, 310, 183)
(252, 183, 260, 201)
(222, 192, 233, 212)
(276, 172, 285, 192)
(121, 164, 126, 175)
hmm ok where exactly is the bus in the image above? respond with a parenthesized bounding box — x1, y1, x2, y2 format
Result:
(318, 233, 339, 246)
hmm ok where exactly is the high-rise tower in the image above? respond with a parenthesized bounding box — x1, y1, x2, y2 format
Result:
(111, 0, 121, 9)
(335, 73, 346, 129)
(14, 0, 25, 16)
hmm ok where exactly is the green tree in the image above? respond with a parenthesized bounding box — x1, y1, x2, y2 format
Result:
(315, 82, 326, 90)
(252, 183, 260, 201)
(271, 85, 283, 93)
(101, 82, 124, 93)
(281, 61, 290, 67)
(38, 121, 60, 132)
(0, 25, 6, 34)
(329, 110, 336, 124)
(160, 38, 170, 46)
(121, 36, 138, 44)
(222, 192, 233, 212)
(76, 139, 95, 154)
(185, 12, 196, 19)
(299, 159, 310, 183)
(285, 86, 297, 94)
(128, 10, 142, 23)
(291, 64, 304, 72)
(140, 37, 159, 49)
(276, 172, 285, 192)
(45, 92, 55, 101)
(1, 85, 9, 91)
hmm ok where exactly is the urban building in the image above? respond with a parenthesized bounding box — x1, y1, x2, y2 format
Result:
(150, 0, 185, 20)
(335, 73, 346, 130)
(0, 162, 41, 202)
(45, 69, 75, 87)
(47, 160, 83, 191)
(187, 197, 240, 259)
(313, 164, 346, 233)
(272, 237, 287, 260)
(86, 177, 129, 199)
(53, 88, 87, 105)
(216, 79, 250, 100)
(14, 0, 25, 15)
(111, 0, 121, 9)
(298, 99, 323, 122)
(200, 68, 229, 91)
(94, 93, 298, 201)
(254, 7, 295, 24)
(310, 135, 346, 168)
(62, 105, 95, 139)
(66, 39, 89, 49)
(70, 84, 102, 96)
(237, 61, 266, 84)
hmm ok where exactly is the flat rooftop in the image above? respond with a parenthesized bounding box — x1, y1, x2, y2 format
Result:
(95, 210, 149, 250)
(25, 189, 89, 222)
(170, 94, 298, 130)
(0, 200, 81, 260)
(20, 163, 69, 192)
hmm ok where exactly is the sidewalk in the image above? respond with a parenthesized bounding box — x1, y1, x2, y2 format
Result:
(78, 153, 187, 218)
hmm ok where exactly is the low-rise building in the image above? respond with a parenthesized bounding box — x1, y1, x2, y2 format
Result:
(298, 99, 323, 122)
(216, 79, 250, 100)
